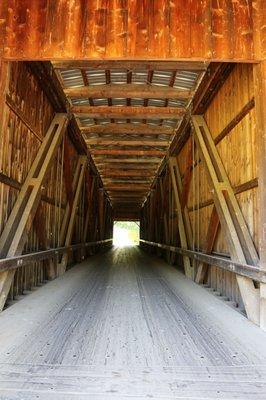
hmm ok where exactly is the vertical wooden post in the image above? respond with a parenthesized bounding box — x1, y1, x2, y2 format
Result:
(98, 188, 105, 240)
(149, 190, 154, 240)
(159, 178, 169, 245)
(82, 175, 95, 258)
(254, 61, 266, 330)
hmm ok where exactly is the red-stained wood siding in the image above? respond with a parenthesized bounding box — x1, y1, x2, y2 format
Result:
(0, 0, 264, 61)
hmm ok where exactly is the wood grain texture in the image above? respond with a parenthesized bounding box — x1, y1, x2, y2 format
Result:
(65, 85, 192, 99)
(0, 62, 113, 309)
(0, 1, 258, 61)
(1, 247, 266, 399)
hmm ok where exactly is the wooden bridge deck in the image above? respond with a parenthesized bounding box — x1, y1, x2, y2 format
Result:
(0, 247, 266, 399)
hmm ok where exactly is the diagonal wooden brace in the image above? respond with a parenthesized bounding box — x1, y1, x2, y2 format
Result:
(83, 175, 95, 243)
(192, 115, 259, 325)
(159, 178, 169, 244)
(195, 206, 220, 284)
(169, 157, 194, 279)
(0, 114, 68, 311)
(57, 155, 87, 275)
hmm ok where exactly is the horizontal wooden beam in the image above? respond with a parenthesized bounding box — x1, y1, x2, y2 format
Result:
(112, 199, 142, 203)
(0, 240, 113, 273)
(102, 177, 155, 183)
(113, 205, 142, 209)
(81, 123, 174, 136)
(110, 193, 145, 198)
(98, 163, 158, 169)
(103, 169, 153, 177)
(104, 179, 152, 185)
(91, 149, 165, 156)
(139, 240, 266, 283)
(65, 84, 192, 100)
(102, 175, 153, 180)
(101, 174, 156, 181)
(93, 157, 162, 163)
(106, 185, 150, 191)
(72, 106, 185, 119)
(113, 202, 141, 205)
(86, 139, 169, 146)
(53, 61, 208, 71)
(110, 189, 145, 194)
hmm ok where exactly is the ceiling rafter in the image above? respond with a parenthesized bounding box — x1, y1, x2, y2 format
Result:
(71, 105, 186, 119)
(80, 123, 174, 135)
(55, 61, 207, 212)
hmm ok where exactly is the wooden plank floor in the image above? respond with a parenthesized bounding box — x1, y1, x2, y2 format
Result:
(1, 246, 266, 399)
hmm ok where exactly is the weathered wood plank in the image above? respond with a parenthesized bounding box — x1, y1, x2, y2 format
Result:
(53, 60, 208, 71)
(1, 247, 266, 400)
(93, 156, 162, 163)
(65, 85, 192, 99)
(86, 139, 169, 146)
(91, 149, 165, 156)
(106, 184, 150, 191)
(102, 170, 154, 177)
(1, 1, 257, 60)
(72, 105, 185, 119)
(254, 61, 266, 330)
(81, 123, 174, 136)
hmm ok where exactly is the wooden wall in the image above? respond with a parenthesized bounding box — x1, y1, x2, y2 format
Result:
(0, 61, 112, 308)
(180, 64, 257, 307)
(140, 63, 258, 310)
(0, 0, 264, 61)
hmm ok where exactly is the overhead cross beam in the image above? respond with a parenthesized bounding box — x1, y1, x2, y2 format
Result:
(65, 84, 192, 99)
(106, 185, 150, 191)
(98, 163, 158, 169)
(102, 170, 154, 177)
(85, 139, 169, 146)
(81, 123, 174, 136)
(93, 157, 162, 163)
(53, 61, 208, 71)
(72, 105, 185, 119)
(91, 149, 165, 156)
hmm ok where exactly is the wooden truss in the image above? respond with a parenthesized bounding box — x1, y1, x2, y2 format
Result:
(0, 114, 68, 311)
(169, 157, 194, 279)
(191, 115, 260, 325)
(57, 155, 87, 276)
(195, 207, 220, 284)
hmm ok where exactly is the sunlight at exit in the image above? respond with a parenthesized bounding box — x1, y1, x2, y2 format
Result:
(113, 221, 140, 247)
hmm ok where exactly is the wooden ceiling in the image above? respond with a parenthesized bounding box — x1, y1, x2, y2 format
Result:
(1, 2, 263, 61)
(53, 61, 207, 216)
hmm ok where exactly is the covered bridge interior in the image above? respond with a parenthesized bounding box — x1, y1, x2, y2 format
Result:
(0, 1, 266, 399)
